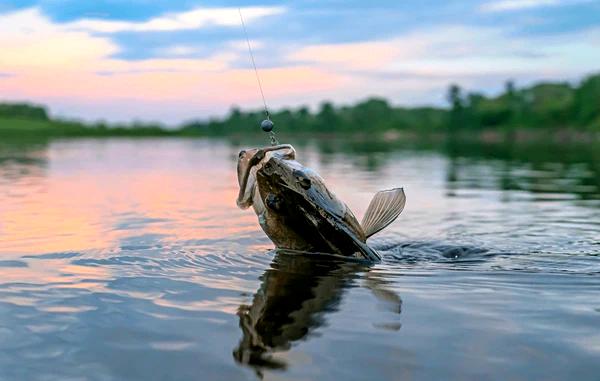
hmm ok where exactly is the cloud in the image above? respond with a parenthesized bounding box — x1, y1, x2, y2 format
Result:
(0, 7, 337, 123)
(155, 40, 264, 59)
(0, 7, 259, 76)
(287, 25, 600, 77)
(288, 40, 409, 71)
(283, 24, 600, 108)
(1, 5, 599, 123)
(158, 45, 202, 57)
(1, 65, 341, 123)
(66, 6, 285, 33)
(0, 8, 119, 70)
(480, 0, 591, 12)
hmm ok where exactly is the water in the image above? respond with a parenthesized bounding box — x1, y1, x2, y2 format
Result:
(0, 137, 599, 381)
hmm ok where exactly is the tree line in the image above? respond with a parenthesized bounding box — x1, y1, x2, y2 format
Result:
(184, 72, 600, 135)
(1, 72, 599, 137)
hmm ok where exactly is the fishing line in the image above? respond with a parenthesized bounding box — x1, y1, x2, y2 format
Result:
(238, 8, 279, 146)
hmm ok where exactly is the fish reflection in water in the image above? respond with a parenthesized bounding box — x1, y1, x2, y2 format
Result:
(233, 251, 402, 373)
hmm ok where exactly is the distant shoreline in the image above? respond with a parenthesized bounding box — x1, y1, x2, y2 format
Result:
(1, 71, 599, 140)
(1, 117, 598, 144)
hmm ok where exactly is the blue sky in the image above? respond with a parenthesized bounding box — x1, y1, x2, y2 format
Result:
(0, 0, 599, 123)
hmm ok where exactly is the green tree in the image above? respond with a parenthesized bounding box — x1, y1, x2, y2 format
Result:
(447, 84, 465, 131)
(573, 74, 600, 129)
(316, 102, 339, 132)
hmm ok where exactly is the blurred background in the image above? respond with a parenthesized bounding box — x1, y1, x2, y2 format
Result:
(1, 2, 600, 380)
(0, 0, 599, 132)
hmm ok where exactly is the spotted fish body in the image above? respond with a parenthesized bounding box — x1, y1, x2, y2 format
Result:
(237, 144, 405, 261)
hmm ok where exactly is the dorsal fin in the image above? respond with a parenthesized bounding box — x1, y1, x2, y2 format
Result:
(361, 188, 406, 239)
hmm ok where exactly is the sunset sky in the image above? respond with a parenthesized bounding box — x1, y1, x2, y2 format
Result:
(0, 0, 599, 124)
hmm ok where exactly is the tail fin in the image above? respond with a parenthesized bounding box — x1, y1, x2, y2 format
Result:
(361, 188, 406, 239)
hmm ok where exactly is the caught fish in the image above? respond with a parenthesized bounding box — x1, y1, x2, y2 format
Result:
(236, 144, 406, 261)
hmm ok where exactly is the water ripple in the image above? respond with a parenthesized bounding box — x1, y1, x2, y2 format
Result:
(1, 138, 599, 381)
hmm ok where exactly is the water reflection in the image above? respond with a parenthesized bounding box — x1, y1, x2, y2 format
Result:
(234, 136, 600, 201)
(444, 140, 600, 202)
(394, 141, 595, 200)
(0, 138, 48, 182)
(2, 136, 599, 206)
(0, 138, 259, 254)
(233, 252, 401, 375)
(1, 137, 599, 380)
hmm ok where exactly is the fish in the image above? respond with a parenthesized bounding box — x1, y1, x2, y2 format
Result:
(236, 144, 406, 261)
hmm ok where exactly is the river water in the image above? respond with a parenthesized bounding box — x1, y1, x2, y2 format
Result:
(0, 137, 599, 380)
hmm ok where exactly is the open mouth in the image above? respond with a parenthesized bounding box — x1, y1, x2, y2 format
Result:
(236, 145, 296, 208)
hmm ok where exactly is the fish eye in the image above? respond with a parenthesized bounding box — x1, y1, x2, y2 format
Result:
(238, 150, 246, 158)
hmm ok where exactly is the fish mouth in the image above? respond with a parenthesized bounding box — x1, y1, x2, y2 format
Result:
(236, 144, 295, 209)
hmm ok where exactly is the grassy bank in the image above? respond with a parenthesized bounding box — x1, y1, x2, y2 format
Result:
(1, 116, 599, 143)
(0, 117, 180, 137)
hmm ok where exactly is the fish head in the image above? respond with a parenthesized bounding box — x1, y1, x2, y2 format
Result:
(236, 144, 296, 210)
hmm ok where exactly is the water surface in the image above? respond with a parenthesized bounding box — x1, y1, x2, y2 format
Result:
(1, 137, 599, 380)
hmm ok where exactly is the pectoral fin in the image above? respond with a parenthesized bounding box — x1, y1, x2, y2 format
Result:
(361, 188, 406, 239)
